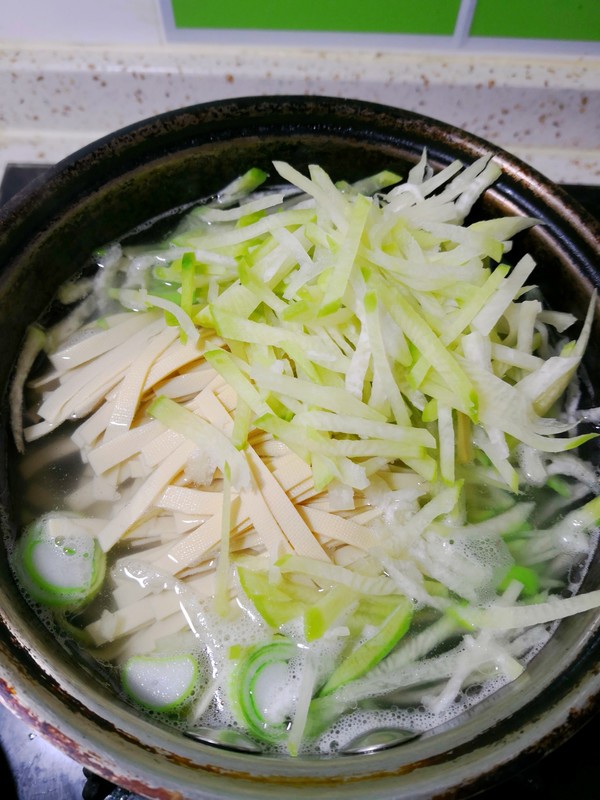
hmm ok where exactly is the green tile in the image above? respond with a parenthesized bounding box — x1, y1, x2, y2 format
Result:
(171, 0, 461, 35)
(470, 0, 600, 41)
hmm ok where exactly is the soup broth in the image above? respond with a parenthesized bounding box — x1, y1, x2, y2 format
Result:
(8, 159, 600, 755)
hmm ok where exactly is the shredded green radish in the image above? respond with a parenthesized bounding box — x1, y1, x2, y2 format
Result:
(8, 155, 599, 757)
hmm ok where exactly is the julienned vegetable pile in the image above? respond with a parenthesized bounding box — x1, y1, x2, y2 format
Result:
(11, 155, 600, 755)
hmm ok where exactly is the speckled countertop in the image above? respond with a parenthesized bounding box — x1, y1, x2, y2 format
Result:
(0, 44, 598, 183)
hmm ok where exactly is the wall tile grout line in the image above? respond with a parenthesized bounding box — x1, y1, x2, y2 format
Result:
(453, 0, 478, 48)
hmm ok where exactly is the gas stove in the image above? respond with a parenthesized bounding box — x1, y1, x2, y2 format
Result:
(0, 163, 598, 800)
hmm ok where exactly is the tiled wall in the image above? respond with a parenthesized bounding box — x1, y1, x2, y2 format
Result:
(0, 0, 598, 49)
(170, 0, 600, 43)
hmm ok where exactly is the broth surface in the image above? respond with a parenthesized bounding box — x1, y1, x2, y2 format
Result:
(8, 161, 600, 755)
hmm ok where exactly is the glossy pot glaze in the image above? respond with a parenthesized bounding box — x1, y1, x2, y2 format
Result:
(0, 96, 599, 800)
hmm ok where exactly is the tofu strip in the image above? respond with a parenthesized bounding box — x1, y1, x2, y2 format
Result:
(97, 439, 196, 552)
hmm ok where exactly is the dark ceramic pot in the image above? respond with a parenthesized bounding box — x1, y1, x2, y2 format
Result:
(0, 96, 599, 799)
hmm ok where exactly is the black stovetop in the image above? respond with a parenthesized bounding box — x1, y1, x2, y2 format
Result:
(0, 164, 598, 800)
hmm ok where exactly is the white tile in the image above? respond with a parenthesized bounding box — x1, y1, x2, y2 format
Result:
(0, 0, 163, 46)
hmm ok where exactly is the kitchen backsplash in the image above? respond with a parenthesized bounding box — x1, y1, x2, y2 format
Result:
(0, 1, 598, 184)
(1, 0, 599, 49)
(167, 0, 600, 46)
